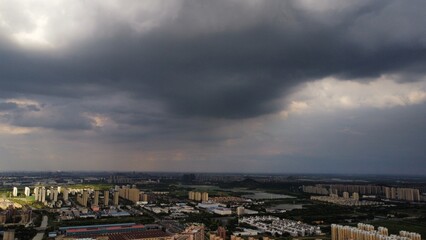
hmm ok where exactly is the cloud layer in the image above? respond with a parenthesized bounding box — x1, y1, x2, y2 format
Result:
(0, 0, 425, 174)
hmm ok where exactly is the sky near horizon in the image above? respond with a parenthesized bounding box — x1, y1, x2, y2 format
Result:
(0, 0, 425, 174)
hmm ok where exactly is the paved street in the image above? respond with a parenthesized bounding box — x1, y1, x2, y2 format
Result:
(33, 215, 48, 240)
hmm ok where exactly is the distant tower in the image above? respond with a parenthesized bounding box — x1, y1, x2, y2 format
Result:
(201, 192, 209, 202)
(24, 187, 31, 197)
(38, 187, 43, 202)
(352, 192, 360, 201)
(331, 224, 338, 240)
(41, 187, 46, 203)
(343, 192, 349, 199)
(82, 191, 89, 207)
(94, 191, 99, 206)
(217, 226, 226, 240)
(188, 191, 195, 200)
(63, 188, 69, 201)
(378, 227, 388, 236)
(142, 193, 149, 202)
(49, 188, 54, 200)
(237, 206, 245, 216)
(53, 189, 58, 202)
(104, 191, 109, 206)
(3, 229, 15, 240)
(12, 187, 18, 197)
(195, 192, 202, 201)
(128, 188, 140, 203)
(184, 225, 204, 240)
(113, 191, 119, 206)
(34, 187, 39, 201)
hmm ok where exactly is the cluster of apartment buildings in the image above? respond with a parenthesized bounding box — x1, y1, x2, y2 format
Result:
(33, 186, 70, 208)
(303, 184, 424, 202)
(331, 223, 421, 240)
(230, 236, 272, 240)
(56, 223, 206, 240)
(239, 216, 321, 237)
(117, 186, 142, 203)
(383, 187, 421, 202)
(0, 205, 31, 225)
(311, 192, 382, 206)
(11, 186, 32, 197)
(302, 185, 332, 195)
(12, 184, 153, 211)
(188, 191, 209, 202)
(329, 185, 384, 195)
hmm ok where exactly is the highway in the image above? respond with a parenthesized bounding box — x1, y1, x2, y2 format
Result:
(32, 215, 48, 240)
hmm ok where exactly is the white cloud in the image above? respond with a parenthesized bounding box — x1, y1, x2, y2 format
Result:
(0, 0, 179, 49)
(6, 98, 41, 107)
(0, 123, 34, 135)
(282, 75, 426, 115)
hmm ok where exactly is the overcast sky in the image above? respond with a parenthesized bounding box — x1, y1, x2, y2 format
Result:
(0, 0, 425, 174)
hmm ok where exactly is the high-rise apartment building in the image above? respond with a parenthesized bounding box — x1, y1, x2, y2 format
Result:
(41, 187, 46, 203)
(117, 186, 140, 203)
(189, 191, 209, 202)
(83, 191, 89, 206)
(142, 193, 149, 202)
(104, 190, 109, 206)
(332, 223, 421, 240)
(217, 226, 226, 240)
(189, 191, 195, 200)
(182, 225, 205, 240)
(113, 191, 119, 206)
(237, 206, 245, 216)
(352, 192, 360, 201)
(63, 188, 69, 201)
(201, 192, 209, 202)
(77, 191, 89, 207)
(3, 229, 15, 240)
(195, 192, 202, 201)
(53, 189, 58, 202)
(24, 187, 31, 197)
(94, 191, 99, 206)
(34, 187, 39, 200)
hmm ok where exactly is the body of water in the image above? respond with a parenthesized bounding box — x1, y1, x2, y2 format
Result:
(270, 203, 303, 210)
(241, 191, 295, 200)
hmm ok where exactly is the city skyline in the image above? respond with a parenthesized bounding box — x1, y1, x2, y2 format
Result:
(0, 1, 426, 174)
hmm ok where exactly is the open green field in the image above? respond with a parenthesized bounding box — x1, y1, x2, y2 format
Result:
(10, 196, 35, 205)
(67, 183, 113, 190)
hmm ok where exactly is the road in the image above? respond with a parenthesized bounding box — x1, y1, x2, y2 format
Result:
(33, 215, 48, 240)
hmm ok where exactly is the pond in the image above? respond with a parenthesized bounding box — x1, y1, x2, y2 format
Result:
(270, 203, 303, 210)
(241, 191, 295, 200)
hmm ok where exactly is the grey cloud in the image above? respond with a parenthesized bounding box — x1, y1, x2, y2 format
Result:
(263, 103, 426, 175)
(0, 102, 19, 111)
(0, 98, 95, 130)
(1, 0, 426, 120)
(10, 110, 94, 130)
(25, 104, 41, 111)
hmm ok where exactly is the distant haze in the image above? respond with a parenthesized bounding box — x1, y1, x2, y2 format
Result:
(0, 1, 425, 174)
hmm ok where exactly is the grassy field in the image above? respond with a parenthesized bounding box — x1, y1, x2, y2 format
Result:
(67, 183, 113, 190)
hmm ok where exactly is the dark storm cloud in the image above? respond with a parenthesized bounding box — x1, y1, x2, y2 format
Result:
(1, 0, 426, 121)
(9, 110, 94, 130)
(271, 104, 426, 175)
(0, 102, 18, 111)
(0, 98, 95, 130)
